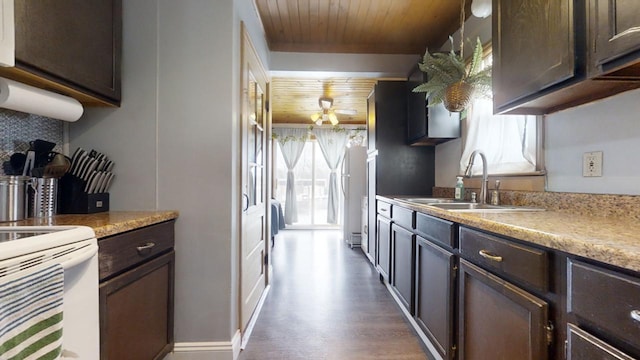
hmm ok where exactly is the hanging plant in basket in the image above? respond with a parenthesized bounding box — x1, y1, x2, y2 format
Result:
(413, 37, 492, 113)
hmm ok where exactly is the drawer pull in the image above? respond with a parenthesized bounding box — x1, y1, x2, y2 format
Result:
(136, 242, 156, 256)
(631, 310, 640, 322)
(479, 249, 503, 262)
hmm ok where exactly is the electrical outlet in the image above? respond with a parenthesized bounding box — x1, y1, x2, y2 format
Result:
(583, 151, 603, 177)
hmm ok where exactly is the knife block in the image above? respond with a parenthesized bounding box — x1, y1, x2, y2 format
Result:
(58, 174, 110, 214)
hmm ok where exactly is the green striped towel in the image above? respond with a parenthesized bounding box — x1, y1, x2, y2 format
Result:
(0, 264, 64, 360)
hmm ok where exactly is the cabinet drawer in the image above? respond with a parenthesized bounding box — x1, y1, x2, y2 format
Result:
(567, 324, 635, 360)
(568, 259, 640, 349)
(377, 200, 391, 218)
(392, 206, 414, 230)
(415, 212, 455, 249)
(459, 227, 548, 292)
(99, 221, 175, 280)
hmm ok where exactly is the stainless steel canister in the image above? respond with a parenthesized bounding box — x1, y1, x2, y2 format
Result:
(29, 177, 58, 218)
(0, 175, 30, 222)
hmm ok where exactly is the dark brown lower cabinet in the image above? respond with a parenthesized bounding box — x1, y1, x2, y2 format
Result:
(567, 324, 635, 360)
(376, 215, 391, 281)
(415, 236, 455, 360)
(99, 250, 175, 360)
(458, 259, 549, 360)
(391, 224, 415, 314)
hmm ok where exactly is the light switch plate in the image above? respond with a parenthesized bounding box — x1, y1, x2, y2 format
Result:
(583, 151, 603, 177)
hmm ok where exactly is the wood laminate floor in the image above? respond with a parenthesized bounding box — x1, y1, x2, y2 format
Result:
(239, 230, 430, 360)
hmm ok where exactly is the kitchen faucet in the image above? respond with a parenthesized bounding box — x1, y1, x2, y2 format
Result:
(464, 150, 488, 204)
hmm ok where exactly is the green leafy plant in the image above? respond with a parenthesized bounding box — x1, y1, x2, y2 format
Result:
(413, 37, 492, 112)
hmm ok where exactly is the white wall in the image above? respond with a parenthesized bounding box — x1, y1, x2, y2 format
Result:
(70, 1, 269, 358)
(157, 0, 238, 342)
(70, 0, 159, 210)
(545, 88, 640, 195)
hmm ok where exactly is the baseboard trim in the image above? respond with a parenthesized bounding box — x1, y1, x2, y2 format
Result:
(166, 330, 241, 360)
(232, 330, 242, 359)
(384, 282, 444, 360)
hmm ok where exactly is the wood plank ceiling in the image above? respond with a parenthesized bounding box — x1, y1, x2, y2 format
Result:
(271, 77, 378, 125)
(255, 0, 469, 124)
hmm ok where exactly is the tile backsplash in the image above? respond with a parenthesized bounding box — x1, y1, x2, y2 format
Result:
(0, 109, 63, 174)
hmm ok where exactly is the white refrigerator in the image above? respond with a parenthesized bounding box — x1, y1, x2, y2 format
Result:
(341, 145, 367, 247)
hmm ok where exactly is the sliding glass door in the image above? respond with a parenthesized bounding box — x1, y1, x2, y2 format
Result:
(274, 139, 340, 228)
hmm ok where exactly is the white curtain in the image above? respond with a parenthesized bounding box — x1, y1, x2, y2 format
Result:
(460, 97, 537, 175)
(314, 128, 349, 224)
(274, 128, 308, 224)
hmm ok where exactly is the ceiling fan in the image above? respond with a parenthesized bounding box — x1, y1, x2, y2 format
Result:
(310, 96, 357, 126)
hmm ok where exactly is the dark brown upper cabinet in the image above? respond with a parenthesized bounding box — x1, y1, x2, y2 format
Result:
(0, 0, 122, 106)
(493, 0, 640, 115)
(589, 0, 640, 77)
(406, 65, 460, 145)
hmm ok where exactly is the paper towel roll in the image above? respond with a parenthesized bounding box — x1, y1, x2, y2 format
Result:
(0, 77, 84, 122)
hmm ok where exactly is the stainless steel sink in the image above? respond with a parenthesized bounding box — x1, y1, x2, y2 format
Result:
(396, 197, 545, 212)
(428, 202, 545, 212)
(395, 197, 456, 204)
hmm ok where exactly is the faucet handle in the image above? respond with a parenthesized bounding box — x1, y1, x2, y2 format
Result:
(470, 192, 477, 203)
(495, 180, 501, 190)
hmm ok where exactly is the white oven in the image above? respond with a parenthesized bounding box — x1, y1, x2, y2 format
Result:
(0, 225, 99, 359)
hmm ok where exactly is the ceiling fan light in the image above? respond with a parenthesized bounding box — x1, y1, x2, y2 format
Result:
(329, 113, 339, 126)
(315, 119, 323, 126)
(471, 0, 492, 18)
(319, 97, 333, 110)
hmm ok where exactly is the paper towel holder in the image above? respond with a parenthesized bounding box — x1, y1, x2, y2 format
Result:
(0, 77, 84, 121)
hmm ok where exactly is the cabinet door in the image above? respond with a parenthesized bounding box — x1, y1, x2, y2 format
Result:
(406, 66, 460, 145)
(590, 0, 640, 70)
(415, 236, 455, 360)
(376, 215, 391, 281)
(458, 259, 549, 360)
(0, 0, 14, 66)
(14, 0, 122, 103)
(365, 159, 376, 265)
(100, 250, 174, 360)
(391, 224, 415, 314)
(493, 0, 575, 112)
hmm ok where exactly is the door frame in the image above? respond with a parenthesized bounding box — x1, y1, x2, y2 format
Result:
(238, 22, 271, 345)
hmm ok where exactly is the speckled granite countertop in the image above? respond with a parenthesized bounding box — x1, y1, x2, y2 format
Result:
(383, 195, 640, 273)
(6, 211, 179, 238)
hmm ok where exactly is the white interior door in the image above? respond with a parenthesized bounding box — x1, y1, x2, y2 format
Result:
(240, 24, 269, 334)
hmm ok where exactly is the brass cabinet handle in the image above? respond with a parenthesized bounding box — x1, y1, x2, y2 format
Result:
(479, 249, 503, 262)
(136, 242, 156, 256)
(631, 310, 640, 322)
